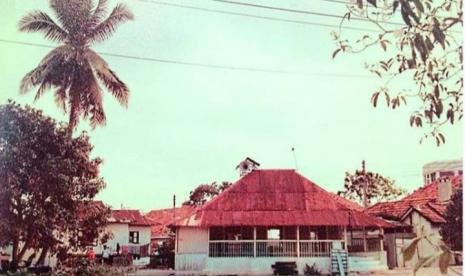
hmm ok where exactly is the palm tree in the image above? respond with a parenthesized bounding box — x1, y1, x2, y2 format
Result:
(19, 0, 133, 133)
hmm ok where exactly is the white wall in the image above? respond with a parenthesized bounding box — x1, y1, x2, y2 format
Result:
(95, 223, 129, 253)
(401, 211, 441, 268)
(94, 224, 152, 254)
(174, 227, 332, 274)
(128, 226, 152, 246)
(177, 227, 209, 254)
(206, 257, 331, 275)
(175, 254, 331, 274)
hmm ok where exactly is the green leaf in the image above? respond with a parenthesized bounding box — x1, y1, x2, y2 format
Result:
(439, 250, 452, 274)
(434, 99, 443, 118)
(332, 48, 342, 59)
(412, 0, 424, 16)
(402, 237, 422, 261)
(414, 253, 441, 275)
(432, 20, 446, 49)
(446, 109, 454, 124)
(409, 115, 415, 126)
(371, 91, 380, 107)
(438, 133, 445, 144)
(384, 92, 390, 107)
(392, 0, 400, 13)
(400, 95, 407, 105)
(380, 40, 387, 51)
(400, 6, 412, 26)
(433, 85, 440, 98)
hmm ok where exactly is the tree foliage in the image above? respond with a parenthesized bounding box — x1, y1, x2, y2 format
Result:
(183, 181, 232, 206)
(18, 0, 133, 132)
(440, 188, 462, 251)
(402, 226, 455, 275)
(333, 0, 462, 145)
(338, 169, 406, 205)
(0, 101, 110, 269)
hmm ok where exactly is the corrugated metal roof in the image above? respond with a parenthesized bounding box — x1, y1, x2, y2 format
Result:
(174, 170, 391, 228)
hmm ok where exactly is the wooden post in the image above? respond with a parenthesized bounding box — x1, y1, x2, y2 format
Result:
(174, 228, 178, 254)
(363, 227, 368, 252)
(380, 228, 384, 251)
(253, 227, 257, 258)
(343, 226, 348, 251)
(297, 226, 300, 258)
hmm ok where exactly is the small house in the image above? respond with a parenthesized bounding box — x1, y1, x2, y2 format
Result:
(96, 209, 152, 265)
(172, 169, 394, 275)
(366, 176, 462, 268)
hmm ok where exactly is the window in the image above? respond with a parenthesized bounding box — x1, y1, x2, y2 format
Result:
(267, 228, 280, 240)
(209, 226, 254, 240)
(439, 171, 454, 178)
(129, 231, 139, 244)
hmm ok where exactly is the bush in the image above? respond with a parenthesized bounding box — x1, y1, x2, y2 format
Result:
(303, 264, 323, 276)
(53, 258, 136, 276)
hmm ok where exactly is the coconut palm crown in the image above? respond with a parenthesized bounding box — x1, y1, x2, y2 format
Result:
(19, 0, 133, 132)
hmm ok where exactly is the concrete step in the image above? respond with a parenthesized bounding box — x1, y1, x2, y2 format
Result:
(349, 256, 378, 262)
(349, 257, 388, 272)
(349, 264, 389, 272)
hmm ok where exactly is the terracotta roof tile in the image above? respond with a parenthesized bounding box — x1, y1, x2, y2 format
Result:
(110, 209, 152, 226)
(146, 206, 196, 238)
(366, 176, 462, 224)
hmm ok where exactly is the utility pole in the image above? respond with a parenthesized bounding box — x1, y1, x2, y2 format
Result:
(173, 194, 176, 224)
(362, 160, 368, 208)
(361, 160, 368, 252)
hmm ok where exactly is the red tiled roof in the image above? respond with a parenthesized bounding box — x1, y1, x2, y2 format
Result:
(366, 176, 462, 224)
(175, 170, 392, 228)
(146, 206, 196, 238)
(403, 176, 462, 200)
(110, 209, 152, 226)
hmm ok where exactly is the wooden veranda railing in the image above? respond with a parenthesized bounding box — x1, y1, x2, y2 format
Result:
(208, 240, 343, 258)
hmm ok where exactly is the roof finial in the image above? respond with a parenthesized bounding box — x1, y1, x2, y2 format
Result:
(292, 147, 299, 171)
(236, 157, 260, 176)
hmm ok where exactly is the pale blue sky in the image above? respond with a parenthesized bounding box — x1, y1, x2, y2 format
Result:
(0, 0, 462, 211)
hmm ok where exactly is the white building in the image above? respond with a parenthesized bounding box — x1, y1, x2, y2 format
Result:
(367, 176, 462, 268)
(172, 170, 393, 275)
(95, 209, 152, 265)
(423, 159, 463, 184)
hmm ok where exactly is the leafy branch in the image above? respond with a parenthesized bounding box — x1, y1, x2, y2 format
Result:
(333, 0, 463, 146)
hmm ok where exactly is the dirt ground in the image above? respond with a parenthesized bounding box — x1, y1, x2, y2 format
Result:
(133, 266, 463, 275)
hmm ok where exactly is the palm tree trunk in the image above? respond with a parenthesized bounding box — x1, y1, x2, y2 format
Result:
(35, 246, 49, 266)
(10, 237, 19, 271)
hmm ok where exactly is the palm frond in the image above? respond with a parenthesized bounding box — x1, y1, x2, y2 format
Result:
(89, 0, 109, 27)
(34, 77, 53, 102)
(88, 3, 133, 43)
(54, 85, 68, 113)
(50, 0, 93, 35)
(20, 45, 75, 94)
(85, 50, 129, 107)
(18, 11, 68, 42)
(68, 84, 82, 132)
(20, 67, 44, 94)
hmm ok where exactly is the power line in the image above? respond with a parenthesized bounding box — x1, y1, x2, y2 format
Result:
(212, 0, 404, 26)
(320, 0, 352, 4)
(0, 38, 373, 78)
(137, 0, 379, 32)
